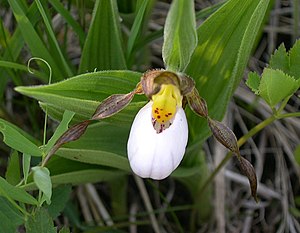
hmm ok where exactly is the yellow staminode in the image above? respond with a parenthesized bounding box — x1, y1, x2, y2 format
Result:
(151, 84, 182, 124)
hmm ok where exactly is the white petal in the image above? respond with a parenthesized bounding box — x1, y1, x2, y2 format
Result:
(127, 102, 188, 180)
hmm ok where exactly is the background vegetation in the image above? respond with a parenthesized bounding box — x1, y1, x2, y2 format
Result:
(0, 0, 299, 232)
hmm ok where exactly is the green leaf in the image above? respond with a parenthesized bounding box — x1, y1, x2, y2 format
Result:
(23, 153, 31, 185)
(126, 0, 155, 62)
(79, 0, 127, 72)
(32, 166, 52, 205)
(246, 72, 260, 94)
(0, 196, 24, 231)
(46, 185, 72, 219)
(185, 0, 270, 142)
(35, 0, 73, 76)
(289, 39, 300, 79)
(25, 208, 56, 233)
(5, 150, 21, 185)
(258, 68, 299, 108)
(0, 176, 38, 205)
(269, 44, 289, 73)
(0, 118, 42, 157)
(56, 148, 130, 172)
(7, 0, 66, 80)
(49, 0, 86, 47)
(15, 70, 143, 120)
(162, 0, 197, 72)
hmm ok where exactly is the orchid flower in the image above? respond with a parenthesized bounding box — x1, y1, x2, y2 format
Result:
(127, 84, 188, 179)
(49, 69, 257, 199)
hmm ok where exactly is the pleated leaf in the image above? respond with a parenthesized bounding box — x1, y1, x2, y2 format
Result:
(79, 0, 127, 72)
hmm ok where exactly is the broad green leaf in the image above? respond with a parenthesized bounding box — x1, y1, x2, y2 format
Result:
(46, 185, 72, 219)
(0, 196, 24, 227)
(25, 208, 56, 233)
(258, 68, 299, 108)
(0, 210, 18, 233)
(7, 0, 66, 80)
(269, 44, 289, 73)
(5, 150, 21, 185)
(15, 70, 144, 122)
(185, 0, 270, 142)
(162, 0, 197, 72)
(0, 118, 42, 157)
(79, 0, 127, 72)
(56, 148, 130, 172)
(39, 101, 145, 126)
(50, 169, 125, 187)
(246, 72, 260, 94)
(32, 166, 52, 204)
(0, 176, 38, 205)
(289, 39, 300, 79)
(44, 110, 75, 154)
(63, 121, 129, 154)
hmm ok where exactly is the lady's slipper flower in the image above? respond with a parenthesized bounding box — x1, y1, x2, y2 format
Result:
(127, 83, 188, 180)
(49, 69, 257, 200)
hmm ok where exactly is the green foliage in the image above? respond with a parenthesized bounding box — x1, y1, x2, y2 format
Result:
(185, 0, 270, 142)
(79, 0, 127, 72)
(0, 119, 42, 157)
(162, 0, 197, 71)
(25, 208, 57, 233)
(0, 176, 38, 205)
(0, 197, 24, 232)
(4, 0, 298, 231)
(5, 150, 21, 185)
(47, 185, 72, 219)
(32, 166, 52, 205)
(247, 41, 300, 109)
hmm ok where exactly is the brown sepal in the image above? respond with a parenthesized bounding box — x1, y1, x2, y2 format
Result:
(208, 118, 240, 157)
(92, 92, 135, 120)
(186, 88, 208, 118)
(239, 157, 258, 202)
(43, 120, 90, 166)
